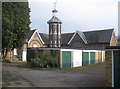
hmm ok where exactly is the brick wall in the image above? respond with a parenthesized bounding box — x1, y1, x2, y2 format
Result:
(28, 32, 42, 48)
(110, 33, 118, 46)
(105, 51, 112, 87)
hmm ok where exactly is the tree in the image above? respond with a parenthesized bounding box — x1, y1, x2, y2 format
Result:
(2, 1, 30, 59)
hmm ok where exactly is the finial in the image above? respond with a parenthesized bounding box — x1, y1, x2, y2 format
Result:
(52, 0, 58, 14)
(54, 0, 57, 10)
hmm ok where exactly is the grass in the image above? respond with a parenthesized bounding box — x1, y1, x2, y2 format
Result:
(61, 63, 102, 70)
(3, 61, 60, 71)
(3, 61, 104, 71)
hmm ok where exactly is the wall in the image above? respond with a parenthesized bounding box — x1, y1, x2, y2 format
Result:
(105, 50, 112, 87)
(105, 48, 120, 88)
(110, 34, 118, 46)
(28, 32, 42, 48)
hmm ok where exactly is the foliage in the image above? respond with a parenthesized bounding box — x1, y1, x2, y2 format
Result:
(41, 50, 51, 59)
(29, 50, 58, 68)
(31, 58, 44, 68)
(30, 58, 58, 68)
(47, 58, 58, 67)
(2, 2, 30, 58)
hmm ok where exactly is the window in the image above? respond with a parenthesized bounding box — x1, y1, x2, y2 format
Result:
(55, 40, 57, 44)
(33, 44, 37, 48)
(59, 45, 61, 47)
(51, 41, 52, 44)
(58, 32, 61, 35)
(59, 40, 61, 44)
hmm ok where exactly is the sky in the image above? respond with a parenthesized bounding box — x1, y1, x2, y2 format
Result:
(28, 0, 119, 36)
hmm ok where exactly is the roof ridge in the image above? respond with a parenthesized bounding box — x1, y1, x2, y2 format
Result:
(83, 28, 114, 33)
(62, 32, 75, 35)
(30, 29, 37, 31)
(76, 30, 88, 44)
(39, 33, 49, 35)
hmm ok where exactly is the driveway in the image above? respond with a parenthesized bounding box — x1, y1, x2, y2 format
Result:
(2, 63, 105, 87)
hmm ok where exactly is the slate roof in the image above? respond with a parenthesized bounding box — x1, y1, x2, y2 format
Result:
(47, 16, 62, 24)
(61, 33, 74, 44)
(38, 32, 74, 45)
(28, 29, 114, 45)
(39, 33, 49, 44)
(83, 29, 114, 44)
(76, 30, 87, 44)
(27, 29, 36, 41)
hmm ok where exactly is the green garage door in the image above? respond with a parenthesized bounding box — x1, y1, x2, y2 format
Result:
(82, 52, 89, 66)
(113, 50, 120, 87)
(62, 51, 71, 68)
(90, 52, 96, 64)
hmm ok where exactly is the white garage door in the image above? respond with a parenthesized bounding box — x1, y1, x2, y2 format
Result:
(73, 50, 82, 67)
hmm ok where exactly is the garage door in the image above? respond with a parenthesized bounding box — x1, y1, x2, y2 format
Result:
(113, 50, 120, 87)
(90, 52, 95, 64)
(82, 52, 89, 66)
(62, 51, 72, 68)
(73, 50, 82, 67)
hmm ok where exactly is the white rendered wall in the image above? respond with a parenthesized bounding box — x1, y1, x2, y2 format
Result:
(22, 50, 27, 61)
(14, 48, 17, 55)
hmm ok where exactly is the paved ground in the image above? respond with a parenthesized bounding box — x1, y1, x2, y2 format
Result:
(2, 63, 105, 87)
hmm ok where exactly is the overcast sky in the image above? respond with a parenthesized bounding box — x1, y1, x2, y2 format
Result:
(28, 0, 119, 36)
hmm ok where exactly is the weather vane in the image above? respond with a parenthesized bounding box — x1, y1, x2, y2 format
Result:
(54, 0, 57, 10)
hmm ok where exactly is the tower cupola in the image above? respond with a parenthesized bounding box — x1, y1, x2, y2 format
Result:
(47, 2, 62, 48)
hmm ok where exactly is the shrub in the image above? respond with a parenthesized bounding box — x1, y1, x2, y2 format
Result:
(29, 50, 59, 68)
(47, 58, 58, 68)
(41, 50, 51, 59)
(31, 58, 44, 68)
(30, 57, 58, 68)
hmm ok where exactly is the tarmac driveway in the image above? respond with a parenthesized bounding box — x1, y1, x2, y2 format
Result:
(2, 63, 105, 87)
